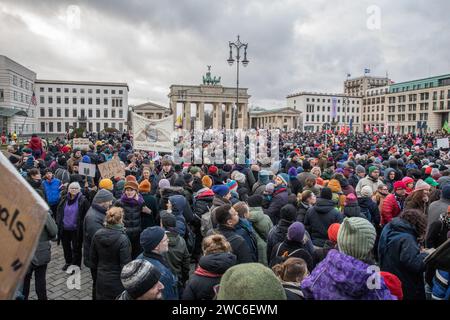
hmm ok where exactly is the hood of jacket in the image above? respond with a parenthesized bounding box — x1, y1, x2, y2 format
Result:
(212, 195, 231, 207)
(168, 194, 187, 216)
(198, 252, 237, 274)
(383, 217, 418, 241)
(314, 198, 338, 214)
(384, 168, 397, 180)
(248, 206, 265, 223)
(93, 227, 126, 247)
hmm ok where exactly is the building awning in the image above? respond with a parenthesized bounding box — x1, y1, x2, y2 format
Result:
(0, 107, 28, 117)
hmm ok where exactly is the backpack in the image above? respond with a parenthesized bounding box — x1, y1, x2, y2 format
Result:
(201, 206, 213, 237)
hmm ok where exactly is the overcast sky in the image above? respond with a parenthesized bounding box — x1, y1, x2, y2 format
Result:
(1, 0, 449, 108)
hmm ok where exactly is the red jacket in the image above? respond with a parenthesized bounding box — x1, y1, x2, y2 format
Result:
(381, 193, 403, 226)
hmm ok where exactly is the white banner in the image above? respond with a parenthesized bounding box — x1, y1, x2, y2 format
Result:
(132, 112, 174, 153)
(437, 138, 449, 149)
(79, 162, 96, 177)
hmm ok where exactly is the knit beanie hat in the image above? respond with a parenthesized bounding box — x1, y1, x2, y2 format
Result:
(361, 185, 373, 197)
(217, 263, 287, 300)
(212, 184, 230, 197)
(320, 187, 333, 200)
(201, 175, 213, 188)
(247, 194, 263, 207)
(138, 179, 151, 193)
(356, 165, 366, 174)
(327, 223, 340, 243)
(121, 259, 161, 299)
(258, 170, 270, 184)
(93, 189, 114, 204)
(280, 204, 297, 222)
(189, 166, 201, 175)
(99, 178, 114, 191)
(287, 222, 305, 243)
(380, 271, 403, 300)
(368, 166, 379, 175)
(158, 178, 170, 190)
(124, 180, 139, 191)
(327, 179, 342, 193)
(413, 179, 431, 192)
(82, 155, 91, 164)
(160, 211, 177, 229)
(424, 166, 432, 175)
(393, 181, 407, 191)
(402, 177, 414, 186)
(337, 217, 376, 261)
(226, 180, 238, 193)
(125, 175, 137, 183)
(442, 184, 450, 200)
(208, 165, 218, 175)
(277, 173, 289, 185)
(345, 193, 357, 204)
(140, 227, 166, 253)
(233, 172, 246, 184)
(183, 173, 193, 185)
(424, 176, 439, 187)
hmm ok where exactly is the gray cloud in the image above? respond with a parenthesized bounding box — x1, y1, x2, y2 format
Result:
(1, 0, 449, 108)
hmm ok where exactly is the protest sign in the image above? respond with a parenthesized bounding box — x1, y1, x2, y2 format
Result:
(437, 138, 449, 149)
(132, 112, 174, 153)
(79, 162, 96, 177)
(0, 152, 49, 299)
(98, 158, 125, 179)
(72, 138, 90, 151)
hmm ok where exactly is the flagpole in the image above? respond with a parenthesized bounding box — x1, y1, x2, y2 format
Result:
(20, 90, 34, 135)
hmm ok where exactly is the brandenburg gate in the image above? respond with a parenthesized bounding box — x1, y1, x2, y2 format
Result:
(168, 67, 250, 130)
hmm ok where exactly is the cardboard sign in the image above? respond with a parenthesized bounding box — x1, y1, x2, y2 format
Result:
(0, 151, 49, 299)
(437, 138, 449, 149)
(98, 158, 125, 179)
(72, 138, 90, 151)
(79, 162, 96, 177)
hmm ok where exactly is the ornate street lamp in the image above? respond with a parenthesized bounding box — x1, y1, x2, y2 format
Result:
(227, 35, 249, 129)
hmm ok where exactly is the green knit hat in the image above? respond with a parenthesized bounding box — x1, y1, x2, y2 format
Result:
(337, 217, 376, 261)
(217, 263, 287, 300)
(368, 166, 379, 175)
(189, 166, 201, 175)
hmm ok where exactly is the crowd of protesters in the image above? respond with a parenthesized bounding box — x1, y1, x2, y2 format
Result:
(5, 129, 450, 300)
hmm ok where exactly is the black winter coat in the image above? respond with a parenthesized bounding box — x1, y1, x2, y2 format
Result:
(182, 252, 236, 300)
(267, 219, 292, 258)
(304, 198, 343, 247)
(378, 218, 428, 300)
(90, 226, 132, 300)
(216, 225, 254, 264)
(83, 203, 108, 268)
(358, 196, 381, 226)
(343, 202, 363, 219)
(269, 239, 315, 271)
(114, 199, 144, 243)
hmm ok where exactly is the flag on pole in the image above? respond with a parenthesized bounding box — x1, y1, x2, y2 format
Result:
(175, 114, 183, 128)
(347, 73, 351, 78)
(364, 68, 370, 74)
(443, 121, 450, 134)
(31, 91, 37, 106)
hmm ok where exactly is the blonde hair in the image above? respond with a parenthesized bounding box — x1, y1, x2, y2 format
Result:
(104, 207, 124, 226)
(202, 234, 232, 255)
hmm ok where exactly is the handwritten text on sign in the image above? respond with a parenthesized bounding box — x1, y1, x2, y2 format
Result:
(0, 152, 48, 299)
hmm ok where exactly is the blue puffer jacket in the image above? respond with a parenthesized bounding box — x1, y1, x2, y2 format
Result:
(42, 178, 61, 206)
(138, 252, 179, 300)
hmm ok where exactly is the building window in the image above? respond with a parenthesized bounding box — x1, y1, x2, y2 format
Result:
(88, 89, 93, 94)
(96, 89, 100, 94)
(96, 98, 100, 105)
(56, 97, 61, 104)
(88, 98, 93, 105)
(112, 90, 116, 94)
(72, 88, 77, 93)
(48, 97, 53, 104)
(40, 96, 44, 103)
(49, 122, 53, 132)
(73, 97, 77, 104)
(119, 90, 123, 94)
(57, 122, 61, 132)
(65, 97, 69, 104)
(73, 109, 77, 117)
(96, 123, 100, 132)
(80, 98, 85, 105)
(65, 109, 69, 117)
(65, 122, 69, 132)
(96, 109, 100, 118)
(80, 88, 85, 94)
(48, 108, 53, 117)
(119, 110, 123, 118)
(40, 108, 45, 117)
(104, 89, 108, 94)
(88, 109, 93, 117)
(104, 98, 108, 105)
(112, 99, 115, 107)
(57, 108, 61, 117)
(111, 110, 116, 118)
(39, 86, 44, 92)
(64, 88, 69, 93)
(104, 109, 108, 118)
(104, 122, 108, 129)
(81, 109, 85, 117)
(0, 89, 3, 102)
(119, 123, 123, 131)
(111, 122, 116, 129)
(40, 122, 45, 132)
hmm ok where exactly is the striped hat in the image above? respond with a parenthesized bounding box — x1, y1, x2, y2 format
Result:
(120, 259, 161, 299)
(337, 217, 376, 261)
(226, 179, 238, 192)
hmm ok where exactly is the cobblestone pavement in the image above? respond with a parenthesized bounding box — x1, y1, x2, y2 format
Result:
(29, 243, 92, 300)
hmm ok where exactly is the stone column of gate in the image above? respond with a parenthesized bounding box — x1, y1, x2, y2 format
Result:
(213, 102, 222, 130)
(196, 102, 204, 130)
(170, 99, 178, 128)
(183, 101, 191, 130)
(242, 103, 249, 129)
(225, 103, 232, 129)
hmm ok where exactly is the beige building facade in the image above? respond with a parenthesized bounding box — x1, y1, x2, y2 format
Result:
(249, 107, 301, 131)
(344, 75, 391, 97)
(133, 101, 171, 120)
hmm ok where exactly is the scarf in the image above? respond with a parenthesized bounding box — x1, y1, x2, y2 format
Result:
(106, 223, 125, 231)
(194, 266, 222, 278)
(120, 193, 144, 207)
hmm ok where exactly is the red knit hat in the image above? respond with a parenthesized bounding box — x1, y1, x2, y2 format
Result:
(425, 166, 432, 175)
(380, 271, 403, 300)
(393, 181, 407, 191)
(327, 223, 340, 243)
(208, 165, 218, 175)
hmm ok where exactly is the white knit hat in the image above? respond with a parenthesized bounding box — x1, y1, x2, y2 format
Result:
(413, 179, 431, 192)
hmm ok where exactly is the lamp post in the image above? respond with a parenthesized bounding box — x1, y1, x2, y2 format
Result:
(227, 35, 249, 129)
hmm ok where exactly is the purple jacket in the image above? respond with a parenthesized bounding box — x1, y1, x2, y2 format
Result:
(301, 250, 395, 300)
